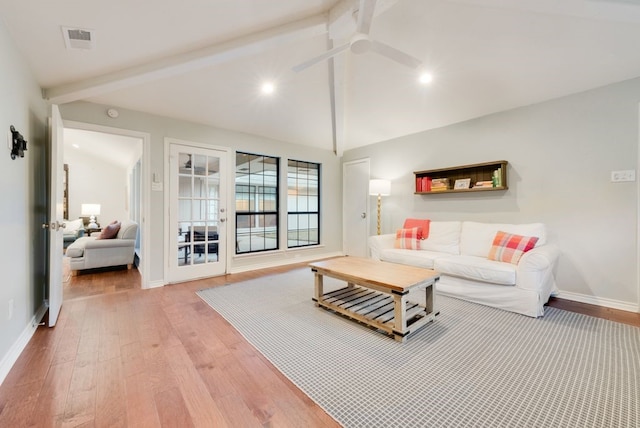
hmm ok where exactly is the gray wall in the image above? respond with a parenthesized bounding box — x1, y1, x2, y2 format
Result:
(59, 101, 343, 283)
(344, 78, 640, 310)
(0, 20, 48, 378)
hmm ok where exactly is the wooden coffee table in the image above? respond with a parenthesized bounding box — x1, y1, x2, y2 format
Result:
(310, 257, 440, 342)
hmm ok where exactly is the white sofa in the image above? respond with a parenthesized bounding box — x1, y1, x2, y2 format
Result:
(368, 221, 560, 317)
(65, 220, 138, 273)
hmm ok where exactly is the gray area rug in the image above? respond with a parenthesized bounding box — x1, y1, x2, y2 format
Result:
(197, 269, 639, 428)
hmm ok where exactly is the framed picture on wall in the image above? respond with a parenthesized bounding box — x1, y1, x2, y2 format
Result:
(454, 178, 471, 189)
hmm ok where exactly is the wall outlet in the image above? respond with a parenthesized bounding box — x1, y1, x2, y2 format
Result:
(611, 170, 636, 182)
(8, 299, 14, 320)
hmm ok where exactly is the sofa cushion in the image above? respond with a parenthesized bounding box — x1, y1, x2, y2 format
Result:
(460, 222, 546, 257)
(402, 218, 430, 239)
(419, 221, 461, 255)
(379, 249, 443, 269)
(394, 227, 422, 249)
(118, 220, 138, 240)
(488, 231, 539, 265)
(435, 255, 516, 285)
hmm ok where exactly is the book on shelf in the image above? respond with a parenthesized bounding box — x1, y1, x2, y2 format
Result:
(492, 168, 502, 187)
(474, 181, 494, 188)
(416, 176, 432, 192)
(431, 178, 449, 186)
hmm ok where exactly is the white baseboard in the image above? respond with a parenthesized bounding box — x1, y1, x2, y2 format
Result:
(229, 251, 343, 274)
(145, 279, 166, 289)
(0, 302, 47, 386)
(556, 290, 639, 313)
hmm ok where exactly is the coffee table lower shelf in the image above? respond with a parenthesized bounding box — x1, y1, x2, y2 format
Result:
(313, 285, 436, 341)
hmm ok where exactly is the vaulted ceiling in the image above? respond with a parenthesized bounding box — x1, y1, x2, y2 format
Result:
(3, 0, 640, 155)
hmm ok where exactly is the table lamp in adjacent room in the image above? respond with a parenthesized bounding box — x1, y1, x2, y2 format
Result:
(81, 203, 101, 229)
(369, 179, 391, 235)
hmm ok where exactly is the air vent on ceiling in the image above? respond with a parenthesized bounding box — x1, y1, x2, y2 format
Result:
(62, 26, 95, 50)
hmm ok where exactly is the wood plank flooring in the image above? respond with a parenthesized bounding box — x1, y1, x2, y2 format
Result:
(1, 262, 339, 428)
(1, 262, 638, 427)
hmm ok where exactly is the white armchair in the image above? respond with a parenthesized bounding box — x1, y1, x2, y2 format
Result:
(65, 220, 138, 274)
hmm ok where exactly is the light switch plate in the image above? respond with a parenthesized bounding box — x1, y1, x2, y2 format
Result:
(611, 170, 636, 182)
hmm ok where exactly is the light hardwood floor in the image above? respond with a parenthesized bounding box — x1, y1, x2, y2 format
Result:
(1, 263, 638, 427)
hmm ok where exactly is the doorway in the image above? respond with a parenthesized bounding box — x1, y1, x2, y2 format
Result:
(167, 140, 228, 283)
(61, 121, 150, 297)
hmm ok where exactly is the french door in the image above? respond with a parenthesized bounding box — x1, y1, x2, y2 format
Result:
(168, 142, 227, 282)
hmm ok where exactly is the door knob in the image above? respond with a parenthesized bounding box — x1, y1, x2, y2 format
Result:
(220, 218, 226, 222)
(361, 212, 366, 219)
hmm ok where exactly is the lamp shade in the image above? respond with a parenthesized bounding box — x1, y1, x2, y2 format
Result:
(81, 203, 101, 216)
(369, 179, 391, 196)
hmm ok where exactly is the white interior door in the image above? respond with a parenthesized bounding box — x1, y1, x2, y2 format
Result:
(343, 158, 370, 257)
(168, 143, 227, 282)
(47, 104, 64, 327)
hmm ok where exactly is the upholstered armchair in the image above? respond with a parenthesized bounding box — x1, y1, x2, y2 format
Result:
(63, 218, 85, 249)
(65, 220, 138, 274)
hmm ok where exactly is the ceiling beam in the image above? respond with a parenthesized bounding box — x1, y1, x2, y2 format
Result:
(330, 53, 347, 157)
(44, 13, 328, 104)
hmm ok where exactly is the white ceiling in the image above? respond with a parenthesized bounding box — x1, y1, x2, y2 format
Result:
(4, 0, 640, 155)
(64, 128, 142, 169)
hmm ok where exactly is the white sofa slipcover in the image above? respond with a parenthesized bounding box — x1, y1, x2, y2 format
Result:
(66, 220, 138, 273)
(368, 221, 560, 317)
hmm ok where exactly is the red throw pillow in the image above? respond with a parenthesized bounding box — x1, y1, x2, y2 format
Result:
(97, 221, 121, 239)
(403, 218, 430, 239)
(487, 231, 539, 264)
(394, 227, 422, 250)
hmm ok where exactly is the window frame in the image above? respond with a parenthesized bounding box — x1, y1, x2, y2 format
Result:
(235, 152, 280, 254)
(287, 159, 321, 249)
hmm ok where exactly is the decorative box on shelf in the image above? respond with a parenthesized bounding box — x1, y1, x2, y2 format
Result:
(414, 160, 508, 194)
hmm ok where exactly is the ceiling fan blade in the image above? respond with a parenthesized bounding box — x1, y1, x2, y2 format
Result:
(370, 40, 422, 69)
(292, 43, 350, 72)
(356, 0, 377, 35)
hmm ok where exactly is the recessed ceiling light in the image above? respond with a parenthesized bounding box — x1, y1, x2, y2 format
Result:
(419, 72, 433, 85)
(72, 144, 79, 149)
(261, 82, 275, 95)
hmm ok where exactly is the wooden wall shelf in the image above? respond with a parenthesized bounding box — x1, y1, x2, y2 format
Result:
(414, 160, 508, 194)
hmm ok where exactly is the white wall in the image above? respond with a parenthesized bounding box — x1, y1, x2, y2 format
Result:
(0, 20, 48, 383)
(63, 148, 129, 226)
(59, 101, 343, 283)
(343, 77, 640, 311)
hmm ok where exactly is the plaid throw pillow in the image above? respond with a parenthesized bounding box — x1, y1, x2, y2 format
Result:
(488, 231, 539, 264)
(394, 227, 422, 250)
(402, 218, 430, 239)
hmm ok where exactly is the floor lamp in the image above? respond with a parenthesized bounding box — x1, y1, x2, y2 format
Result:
(369, 179, 391, 235)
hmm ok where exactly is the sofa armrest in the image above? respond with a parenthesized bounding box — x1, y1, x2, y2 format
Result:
(368, 234, 395, 260)
(515, 244, 560, 295)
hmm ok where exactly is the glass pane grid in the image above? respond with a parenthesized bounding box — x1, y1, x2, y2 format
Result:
(287, 160, 320, 248)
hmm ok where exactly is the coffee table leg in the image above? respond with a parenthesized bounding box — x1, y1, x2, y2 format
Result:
(313, 271, 324, 307)
(393, 293, 407, 342)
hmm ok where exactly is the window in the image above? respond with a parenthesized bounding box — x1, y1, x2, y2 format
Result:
(287, 160, 320, 248)
(235, 152, 279, 254)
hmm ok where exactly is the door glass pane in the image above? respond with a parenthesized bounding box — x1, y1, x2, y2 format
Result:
(176, 151, 222, 267)
(192, 200, 205, 221)
(178, 200, 191, 221)
(179, 176, 192, 197)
